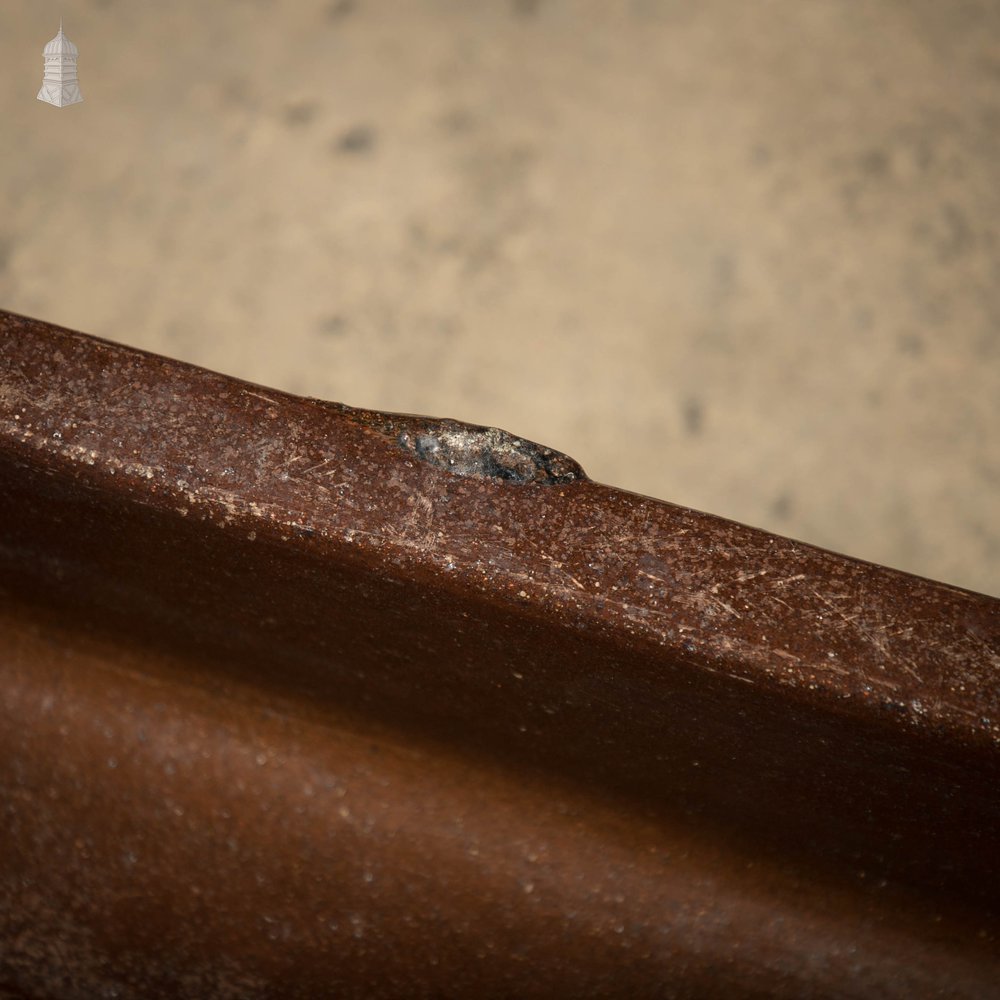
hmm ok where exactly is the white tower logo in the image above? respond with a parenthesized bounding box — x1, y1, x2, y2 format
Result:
(37, 20, 83, 108)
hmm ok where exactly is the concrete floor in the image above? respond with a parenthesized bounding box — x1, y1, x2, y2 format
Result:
(2, 1, 998, 595)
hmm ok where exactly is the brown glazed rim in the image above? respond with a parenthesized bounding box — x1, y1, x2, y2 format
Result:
(1, 309, 998, 998)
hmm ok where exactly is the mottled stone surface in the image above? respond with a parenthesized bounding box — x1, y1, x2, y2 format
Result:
(1, 0, 997, 593)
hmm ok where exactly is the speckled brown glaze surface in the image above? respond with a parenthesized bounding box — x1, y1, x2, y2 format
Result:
(1, 310, 998, 998)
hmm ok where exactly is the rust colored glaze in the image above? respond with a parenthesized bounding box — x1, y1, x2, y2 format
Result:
(0, 309, 998, 998)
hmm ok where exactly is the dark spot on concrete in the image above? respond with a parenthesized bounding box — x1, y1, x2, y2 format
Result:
(898, 333, 925, 357)
(0, 238, 11, 274)
(394, 420, 585, 485)
(327, 0, 356, 18)
(283, 101, 319, 127)
(839, 181, 861, 216)
(770, 493, 793, 521)
(859, 148, 889, 177)
(905, 132, 935, 173)
(682, 398, 703, 436)
(979, 55, 1000, 80)
(938, 203, 973, 261)
(440, 108, 477, 134)
(512, 0, 542, 15)
(335, 125, 377, 155)
(750, 144, 771, 167)
(407, 221, 430, 249)
(977, 329, 999, 360)
(220, 77, 254, 108)
(318, 315, 348, 337)
(710, 254, 737, 305)
(436, 316, 461, 340)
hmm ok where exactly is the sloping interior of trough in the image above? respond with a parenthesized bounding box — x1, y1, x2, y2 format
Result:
(1, 309, 998, 998)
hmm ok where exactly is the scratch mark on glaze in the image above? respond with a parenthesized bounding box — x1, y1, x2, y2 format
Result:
(243, 390, 280, 405)
(812, 590, 922, 685)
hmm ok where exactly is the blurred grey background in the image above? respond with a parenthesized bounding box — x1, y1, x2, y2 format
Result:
(1, 0, 998, 595)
